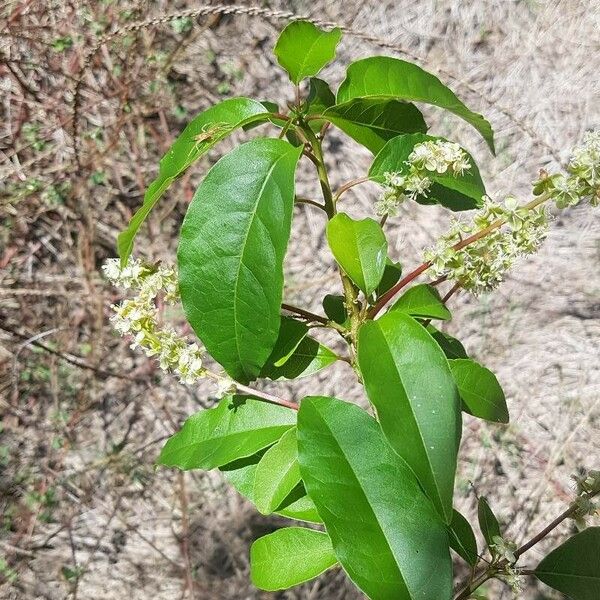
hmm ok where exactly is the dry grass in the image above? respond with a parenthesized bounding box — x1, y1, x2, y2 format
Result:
(1, 1, 599, 599)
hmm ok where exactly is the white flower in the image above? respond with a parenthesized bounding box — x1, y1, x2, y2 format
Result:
(376, 140, 471, 216)
(424, 199, 548, 294)
(104, 257, 204, 385)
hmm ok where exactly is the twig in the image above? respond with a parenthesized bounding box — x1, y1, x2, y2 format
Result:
(281, 302, 329, 325)
(454, 489, 599, 599)
(334, 176, 371, 202)
(370, 193, 551, 317)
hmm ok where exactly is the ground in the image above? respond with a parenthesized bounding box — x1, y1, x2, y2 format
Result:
(0, 1, 599, 599)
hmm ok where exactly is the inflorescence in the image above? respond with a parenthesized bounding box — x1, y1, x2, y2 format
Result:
(423, 197, 549, 294)
(103, 258, 234, 396)
(541, 130, 600, 209)
(420, 131, 599, 294)
(376, 140, 471, 216)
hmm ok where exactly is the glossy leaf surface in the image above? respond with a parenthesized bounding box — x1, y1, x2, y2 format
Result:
(448, 509, 479, 566)
(478, 497, 501, 552)
(390, 283, 451, 320)
(375, 259, 402, 298)
(322, 98, 427, 154)
(426, 324, 468, 359)
(158, 395, 295, 470)
(118, 98, 270, 264)
(221, 453, 322, 523)
(261, 335, 338, 380)
(251, 527, 337, 591)
(449, 359, 509, 423)
(534, 527, 600, 600)
(369, 133, 486, 210)
(178, 138, 302, 382)
(358, 312, 461, 522)
(327, 213, 387, 295)
(254, 428, 301, 515)
(337, 57, 495, 152)
(274, 21, 342, 84)
(298, 396, 452, 600)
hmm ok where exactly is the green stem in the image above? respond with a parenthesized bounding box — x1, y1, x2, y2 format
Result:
(300, 122, 362, 344)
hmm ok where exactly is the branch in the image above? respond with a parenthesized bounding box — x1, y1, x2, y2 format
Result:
(281, 302, 329, 325)
(334, 176, 371, 202)
(454, 489, 600, 599)
(370, 193, 552, 317)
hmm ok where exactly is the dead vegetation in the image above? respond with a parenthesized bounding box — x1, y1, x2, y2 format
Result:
(1, 1, 598, 598)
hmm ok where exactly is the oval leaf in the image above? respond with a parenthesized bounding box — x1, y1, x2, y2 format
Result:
(118, 98, 270, 264)
(265, 317, 308, 368)
(477, 497, 501, 553)
(369, 133, 486, 211)
(158, 395, 296, 470)
(449, 359, 509, 423)
(260, 335, 338, 380)
(337, 57, 495, 153)
(390, 283, 451, 320)
(254, 428, 301, 515)
(251, 527, 337, 591)
(375, 259, 402, 299)
(534, 527, 600, 600)
(327, 213, 388, 295)
(298, 396, 452, 600)
(322, 294, 348, 325)
(322, 98, 427, 154)
(358, 311, 461, 522)
(274, 21, 342, 84)
(448, 509, 479, 566)
(178, 138, 302, 383)
(221, 454, 322, 524)
(426, 324, 468, 359)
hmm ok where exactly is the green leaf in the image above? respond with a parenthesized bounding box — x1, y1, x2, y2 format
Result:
(534, 527, 600, 600)
(369, 133, 486, 211)
(158, 395, 296, 470)
(261, 335, 338, 380)
(357, 311, 461, 522)
(298, 396, 452, 600)
(221, 454, 322, 523)
(375, 259, 402, 298)
(178, 138, 302, 383)
(322, 294, 348, 325)
(327, 213, 388, 295)
(449, 359, 509, 423)
(307, 77, 336, 113)
(390, 283, 451, 320)
(265, 317, 308, 368)
(448, 509, 479, 566)
(322, 98, 427, 154)
(118, 98, 270, 264)
(251, 527, 337, 591)
(337, 57, 495, 153)
(274, 21, 342, 84)
(275, 486, 323, 523)
(254, 428, 301, 515)
(477, 497, 501, 553)
(426, 324, 468, 359)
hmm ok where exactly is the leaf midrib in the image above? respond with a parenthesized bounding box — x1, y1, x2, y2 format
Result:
(311, 405, 408, 592)
(232, 149, 292, 378)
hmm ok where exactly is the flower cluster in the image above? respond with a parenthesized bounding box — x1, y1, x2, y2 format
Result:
(491, 535, 517, 564)
(103, 258, 205, 385)
(537, 131, 600, 208)
(375, 140, 471, 216)
(423, 197, 549, 293)
(570, 469, 600, 529)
